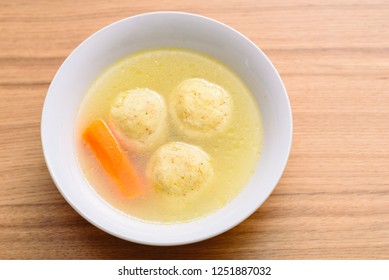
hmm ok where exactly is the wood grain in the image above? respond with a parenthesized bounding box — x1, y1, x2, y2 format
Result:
(1, 0, 388, 259)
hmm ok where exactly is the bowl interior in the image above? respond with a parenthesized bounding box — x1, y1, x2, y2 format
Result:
(41, 12, 292, 245)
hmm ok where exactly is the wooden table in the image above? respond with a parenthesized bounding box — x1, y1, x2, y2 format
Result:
(1, 0, 388, 259)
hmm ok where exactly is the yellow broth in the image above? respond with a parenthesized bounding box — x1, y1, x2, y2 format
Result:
(76, 48, 263, 223)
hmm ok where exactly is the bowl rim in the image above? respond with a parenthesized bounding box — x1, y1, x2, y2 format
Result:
(41, 11, 293, 246)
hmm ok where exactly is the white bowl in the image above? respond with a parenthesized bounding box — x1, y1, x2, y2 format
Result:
(41, 12, 292, 246)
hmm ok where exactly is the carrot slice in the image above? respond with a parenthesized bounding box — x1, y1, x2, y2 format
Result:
(82, 119, 144, 198)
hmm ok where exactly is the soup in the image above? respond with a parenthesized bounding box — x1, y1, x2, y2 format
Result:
(76, 48, 263, 223)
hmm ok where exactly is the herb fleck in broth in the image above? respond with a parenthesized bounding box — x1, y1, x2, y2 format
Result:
(76, 48, 263, 222)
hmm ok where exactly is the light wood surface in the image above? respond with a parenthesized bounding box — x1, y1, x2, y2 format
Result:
(1, 0, 388, 259)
